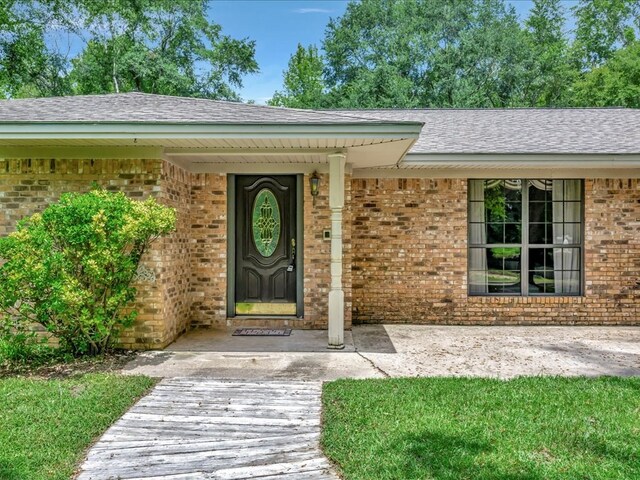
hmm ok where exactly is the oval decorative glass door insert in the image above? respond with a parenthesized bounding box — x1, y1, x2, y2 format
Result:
(252, 188, 281, 257)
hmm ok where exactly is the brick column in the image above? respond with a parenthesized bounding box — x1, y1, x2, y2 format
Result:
(328, 153, 346, 349)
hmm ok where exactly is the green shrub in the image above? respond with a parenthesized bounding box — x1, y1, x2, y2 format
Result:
(0, 323, 52, 365)
(0, 189, 176, 357)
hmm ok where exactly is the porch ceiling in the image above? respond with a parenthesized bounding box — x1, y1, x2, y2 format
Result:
(164, 137, 417, 171)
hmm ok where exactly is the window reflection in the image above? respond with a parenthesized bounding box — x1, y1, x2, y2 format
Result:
(469, 179, 582, 296)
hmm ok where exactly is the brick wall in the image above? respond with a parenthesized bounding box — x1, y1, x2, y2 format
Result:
(189, 173, 228, 327)
(0, 158, 169, 348)
(156, 161, 193, 344)
(3, 159, 637, 348)
(351, 177, 640, 325)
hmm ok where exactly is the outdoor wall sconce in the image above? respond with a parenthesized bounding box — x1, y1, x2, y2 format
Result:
(309, 171, 320, 206)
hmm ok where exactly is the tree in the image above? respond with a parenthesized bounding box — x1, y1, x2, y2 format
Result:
(269, 44, 326, 108)
(0, 0, 259, 100)
(572, 0, 640, 69)
(0, 0, 72, 98)
(321, 0, 425, 108)
(271, 0, 639, 109)
(0, 190, 176, 356)
(523, 0, 574, 106)
(572, 40, 640, 107)
(320, 0, 532, 108)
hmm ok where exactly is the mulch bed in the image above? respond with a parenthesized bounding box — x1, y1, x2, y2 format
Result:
(0, 350, 139, 379)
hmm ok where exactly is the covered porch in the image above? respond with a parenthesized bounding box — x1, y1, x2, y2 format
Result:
(0, 93, 422, 349)
(161, 130, 420, 349)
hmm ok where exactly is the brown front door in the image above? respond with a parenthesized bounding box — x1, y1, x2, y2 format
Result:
(235, 175, 297, 315)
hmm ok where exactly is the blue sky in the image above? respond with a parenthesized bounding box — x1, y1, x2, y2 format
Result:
(208, 1, 351, 104)
(209, 0, 578, 104)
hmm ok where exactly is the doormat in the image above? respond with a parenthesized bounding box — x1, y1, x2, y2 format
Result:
(232, 328, 292, 336)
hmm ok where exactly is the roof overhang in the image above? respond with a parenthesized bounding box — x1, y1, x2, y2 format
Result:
(350, 153, 640, 178)
(0, 121, 423, 171)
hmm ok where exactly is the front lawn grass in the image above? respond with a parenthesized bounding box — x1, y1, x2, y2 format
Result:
(322, 377, 640, 479)
(0, 374, 156, 480)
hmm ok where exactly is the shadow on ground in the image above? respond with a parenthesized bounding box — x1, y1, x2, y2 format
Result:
(165, 326, 397, 354)
(538, 343, 640, 376)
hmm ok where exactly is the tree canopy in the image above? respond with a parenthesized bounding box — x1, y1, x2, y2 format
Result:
(269, 44, 325, 109)
(0, 0, 258, 99)
(270, 0, 640, 108)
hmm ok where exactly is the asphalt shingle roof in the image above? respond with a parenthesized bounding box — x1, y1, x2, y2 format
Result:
(342, 108, 640, 155)
(0, 93, 638, 155)
(0, 92, 390, 125)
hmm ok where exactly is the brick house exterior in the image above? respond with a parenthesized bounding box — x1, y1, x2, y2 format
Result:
(0, 94, 638, 349)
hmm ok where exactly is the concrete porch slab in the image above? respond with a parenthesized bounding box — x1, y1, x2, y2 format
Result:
(122, 325, 640, 380)
(167, 328, 356, 353)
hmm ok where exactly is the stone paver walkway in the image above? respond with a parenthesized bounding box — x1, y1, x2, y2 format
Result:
(77, 379, 338, 480)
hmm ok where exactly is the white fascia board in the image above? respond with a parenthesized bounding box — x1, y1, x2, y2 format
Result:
(0, 122, 423, 140)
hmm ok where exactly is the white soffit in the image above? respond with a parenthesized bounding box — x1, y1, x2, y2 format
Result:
(164, 138, 416, 171)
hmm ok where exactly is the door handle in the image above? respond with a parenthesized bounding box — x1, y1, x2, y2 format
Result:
(287, 238, 296, 272)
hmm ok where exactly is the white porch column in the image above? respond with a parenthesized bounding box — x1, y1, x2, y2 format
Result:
(327, 153, 346, 349)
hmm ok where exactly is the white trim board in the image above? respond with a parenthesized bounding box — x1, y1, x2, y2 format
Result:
(0, 122, 423, 140)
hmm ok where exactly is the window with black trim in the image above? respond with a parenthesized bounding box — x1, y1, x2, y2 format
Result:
(468, 179, 583, 296)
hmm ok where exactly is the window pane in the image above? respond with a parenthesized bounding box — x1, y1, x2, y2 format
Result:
(554, 248, 580, 270)
(529, 271, 555, 294)
(469, 223, 485, 245)
(528, 200, 547, 224)
(505, 223, 521, 243)
(529, 248, 554, 271)
(504, 181, 522, 202)
(505, 202, 522, 223)
(469, 248, 488, 294)
(528, 180, 552, 201)
(555, 270, 581, 294)
(529, 223, 550, 244)
(487, 247, 521, 270)
(469, 202, 484, 223)
(469, 247, 521, 294)
(487, 205, 505, 223)
(489, 272, 521, 293)
(484, 180, 522, 223)
(564, 223, 581, 244)
(488, 247, 521, 293)
(564, 202, 581, 223)
(487, 224, 504, 244)
(553, 223, 581, 244)
(562, 180, 582, 201)
(528, 247, 581, 295)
